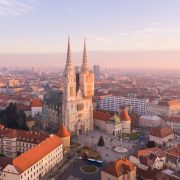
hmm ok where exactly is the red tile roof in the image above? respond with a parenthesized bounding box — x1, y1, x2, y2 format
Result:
(170, 117, 180, 123)
(13, 135, 62, 173)
(166, 145, 180, 158)
(121, 109, 131, 121)
(56, 124, 70, 137)
(0, 126, 48, 144)
(93, 110, 114, 121)
(135, 147, 166, 158)
(149, 127, 174, 138)
(104, 159, 135, 177)
(31, 98, 42, 107)
(17, 105, 31, 111)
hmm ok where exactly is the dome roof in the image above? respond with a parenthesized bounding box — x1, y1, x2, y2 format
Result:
(121, 109, 131, 121)
(56, 124, 70, 137)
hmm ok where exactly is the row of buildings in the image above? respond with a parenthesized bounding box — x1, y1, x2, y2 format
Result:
(0, 123, 70, 180)
(101, 144, 180, 180)
(97, 95, 180, 118)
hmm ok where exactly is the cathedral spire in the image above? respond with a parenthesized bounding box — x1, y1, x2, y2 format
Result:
(81, 38, 88, 72)
(66, 36, 71, 66)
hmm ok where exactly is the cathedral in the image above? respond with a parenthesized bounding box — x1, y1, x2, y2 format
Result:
(62, 38, 94, 135)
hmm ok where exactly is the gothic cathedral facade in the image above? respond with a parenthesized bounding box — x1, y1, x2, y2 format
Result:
(63, 38, 94, 134)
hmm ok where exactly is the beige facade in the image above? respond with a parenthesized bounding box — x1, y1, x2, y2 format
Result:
(139, 115, 162, 128)
(149, 133, 174, 145)
(93, 111, 131, 135)
(94, 118, 122, 136)
(0, 135, 63, 180)
(147, 100, 180, 118)
(63, 38, 94, 134)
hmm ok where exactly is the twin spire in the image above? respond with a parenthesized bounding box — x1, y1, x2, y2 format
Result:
(66, 36, 71, 65)
(66, 37, 88, 72)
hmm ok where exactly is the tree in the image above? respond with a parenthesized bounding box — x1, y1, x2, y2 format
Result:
(18, 111, 27, 130)
(97, 135, 105, 146)
(146, 140, 156, 148)
(0, 103, 27, 130)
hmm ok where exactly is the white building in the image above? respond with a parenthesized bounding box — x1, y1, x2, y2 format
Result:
(0, 124, 48, 158)
(139, 115, 162, 128)
(31, 98, 43, 117)
(129, 147, 166, 171)
(98, 95, 148, 115)
(149, 127, 174, 145)
(63, 38, 94, 134)
(93, 109, 131, 135)
(0, 135, 63, 180)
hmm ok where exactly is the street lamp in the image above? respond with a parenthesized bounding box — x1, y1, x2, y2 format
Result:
(91, 135, 94, 148)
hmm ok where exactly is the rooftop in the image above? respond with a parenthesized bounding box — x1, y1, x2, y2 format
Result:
(104, 159, 135, 177)
(149, 127, 174, 138)
(13, 135, 62, 173)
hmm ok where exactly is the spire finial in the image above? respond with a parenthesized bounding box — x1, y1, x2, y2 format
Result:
(81, 38, 88, 72)
(66, 36, 71, 65)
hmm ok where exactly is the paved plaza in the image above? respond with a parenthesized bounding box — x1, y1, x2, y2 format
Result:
(77, 129, 139, 162)
(57, 158, 104, 180)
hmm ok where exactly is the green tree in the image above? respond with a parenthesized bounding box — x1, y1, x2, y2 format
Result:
(97, 135, 105, 146)
(0, 103, 27, 130)
(18, 111, 27, 130)
(146, 140, 156, 148)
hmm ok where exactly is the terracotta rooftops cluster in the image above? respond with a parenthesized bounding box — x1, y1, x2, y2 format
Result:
(104, 159, 135, 177)
(166, 145, 180, 158)
(158, 100, 180, 108)
(93, 109, 131, 122)
(13, 135, 62, 173)
(149, 127, 174, 138)
(135, 147, 166, 159)
(0, 124, 48, 144)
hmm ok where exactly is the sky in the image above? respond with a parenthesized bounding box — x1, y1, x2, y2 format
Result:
(0, 0, 180, 68)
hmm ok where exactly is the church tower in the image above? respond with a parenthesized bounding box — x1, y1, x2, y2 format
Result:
(63, 37, 76, 101)
(63, 38, 94, 134)
(79, 39, 94, 98)
(63, 37, 76, 129)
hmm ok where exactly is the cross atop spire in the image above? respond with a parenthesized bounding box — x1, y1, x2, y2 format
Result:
(66, 36, 71, 66)
(81, 38, 88, 72)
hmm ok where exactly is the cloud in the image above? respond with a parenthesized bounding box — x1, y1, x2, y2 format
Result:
(134, 24, 180, 36)
(0, 0, 37, 16)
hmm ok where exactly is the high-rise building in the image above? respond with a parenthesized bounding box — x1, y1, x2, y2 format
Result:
(63, 38, 94, 134)
(93, 65, 100, 77)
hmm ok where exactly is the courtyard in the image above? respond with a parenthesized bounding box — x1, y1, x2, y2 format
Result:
(76, 129, 139, 162)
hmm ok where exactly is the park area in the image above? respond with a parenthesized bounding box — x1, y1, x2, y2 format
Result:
(123, 131, 144, 140)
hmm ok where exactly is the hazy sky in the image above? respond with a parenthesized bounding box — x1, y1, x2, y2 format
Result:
(0, 0, 180, 68)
